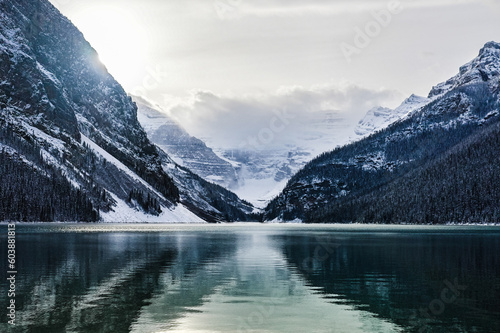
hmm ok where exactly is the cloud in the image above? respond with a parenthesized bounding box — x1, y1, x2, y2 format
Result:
(212, 0, 483, 19)
(163, 84, 403, 149)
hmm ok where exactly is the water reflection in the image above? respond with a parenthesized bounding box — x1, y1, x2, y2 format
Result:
(0, 225, 499, 333)
(278, 232, 500, 332)
(129, 232, 399, 333)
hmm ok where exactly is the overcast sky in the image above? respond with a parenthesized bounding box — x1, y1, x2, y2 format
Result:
(49, 0, 500, 146)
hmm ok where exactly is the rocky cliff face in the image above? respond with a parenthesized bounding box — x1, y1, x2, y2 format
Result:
(265, 42, 500, 224)
(429, 41, 500, 97)
(0, 0, 252, 222)
(135, 97, 239, 189)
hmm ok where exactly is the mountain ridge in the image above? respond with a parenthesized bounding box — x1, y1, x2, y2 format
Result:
(355, 94, 429, 137)
(264, 41, 500, 223)
(134, 96, 239, 189)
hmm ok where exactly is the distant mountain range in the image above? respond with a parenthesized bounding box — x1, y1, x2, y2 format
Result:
(265, 41, 500, 223)
(0, 0, 253, 222)
(136, 99, 393, 208)
(136, 93, 435, 209)
(135, 96, 361, 207)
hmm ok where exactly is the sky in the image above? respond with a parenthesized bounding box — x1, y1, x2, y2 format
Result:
(49, 0, 500, 147)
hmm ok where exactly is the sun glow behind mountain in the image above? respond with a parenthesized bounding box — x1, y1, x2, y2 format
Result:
(69, 5, 150, 89)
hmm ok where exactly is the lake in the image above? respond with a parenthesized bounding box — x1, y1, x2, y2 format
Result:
(1, 223, 499, 332)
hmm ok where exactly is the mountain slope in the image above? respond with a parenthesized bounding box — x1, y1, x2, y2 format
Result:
(265, 42, 500, 223)
(355, 94, 429, 137)
(309, 120, 500, 223)
(157, 149, 256, 222)
(135, 96, 239, 188)
(0, 0, 251, 222)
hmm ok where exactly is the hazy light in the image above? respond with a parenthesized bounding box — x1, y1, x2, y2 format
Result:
(51, 0, 500, 136)
(69, 5, 150, 89)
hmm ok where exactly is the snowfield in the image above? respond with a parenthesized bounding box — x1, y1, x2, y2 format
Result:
(101, 194, 204, 223)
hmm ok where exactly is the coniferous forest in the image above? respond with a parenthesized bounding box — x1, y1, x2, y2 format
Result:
(0, 124, 99, 221)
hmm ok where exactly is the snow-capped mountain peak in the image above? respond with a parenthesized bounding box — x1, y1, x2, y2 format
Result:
(355, 106, 393, 136)
(355, 94, 429, 137)
(429, 41, 500, 98)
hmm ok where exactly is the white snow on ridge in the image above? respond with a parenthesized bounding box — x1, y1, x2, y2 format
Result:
(39, 148, 81, 189)
(266, 217, 303, 224)
(0, 142, 19, 156)
(22, 121, 67, 152)
(394, 94, 430, 119)
(101, 193, 204, 223)
(235, 176, 288, 208)
(355, 95, 430, 137)
(80, 134, 167, 201)
(81, 134, 204, 223)
(15, 122, 84, 189)
(36, 61, 61, 87)
(429, 41, 500, 97)
(206, 175, 224, 182)
(355, 106, 393, 137)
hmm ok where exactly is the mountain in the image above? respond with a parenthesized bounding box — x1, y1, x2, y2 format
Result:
(355, 95, 429, 137)
(265, 41, 500, 224)
(137, 99, 361, 208)
(134, 96, 239, 188)
(208, 110, 360, 207)
(201, 100, 425, 208)
(0, 0, 253, 222)
(134, 97, 256, 221)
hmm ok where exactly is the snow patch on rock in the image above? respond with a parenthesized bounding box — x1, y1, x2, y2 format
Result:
(101, 193, 204, 223)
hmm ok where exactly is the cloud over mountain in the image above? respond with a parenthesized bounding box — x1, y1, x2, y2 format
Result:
(165, 84, 402, 149)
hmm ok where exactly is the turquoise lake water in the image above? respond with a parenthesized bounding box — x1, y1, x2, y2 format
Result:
(1, 223, 499, 332)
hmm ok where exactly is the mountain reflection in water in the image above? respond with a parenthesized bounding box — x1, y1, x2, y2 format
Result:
(1, 224, 499, 333)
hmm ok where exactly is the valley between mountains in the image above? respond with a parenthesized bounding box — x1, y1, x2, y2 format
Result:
(0, 0, 498, 223)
